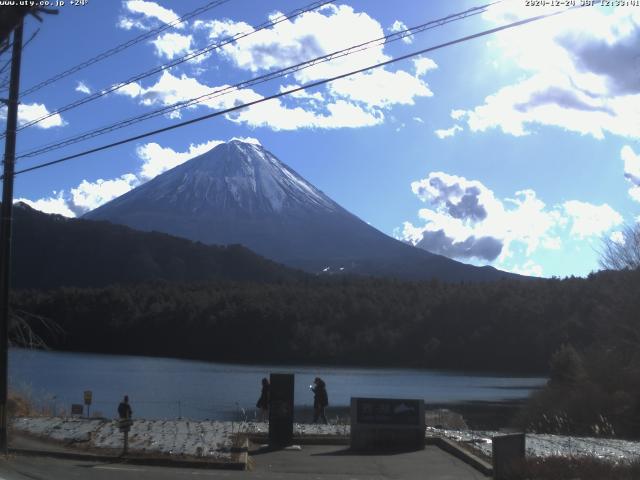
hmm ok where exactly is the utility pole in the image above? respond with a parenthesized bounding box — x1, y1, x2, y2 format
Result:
(0, 18, 23, 454)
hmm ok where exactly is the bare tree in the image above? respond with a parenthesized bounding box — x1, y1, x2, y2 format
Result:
(599, 224, 640, 271)
(9, 309, 63, 349)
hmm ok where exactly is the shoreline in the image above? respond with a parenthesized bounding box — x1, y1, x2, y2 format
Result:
(10, 346, 549, 377)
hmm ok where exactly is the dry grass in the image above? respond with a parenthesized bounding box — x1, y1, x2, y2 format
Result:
(7, 390, 34, 418)
(7, 388, 64, 418)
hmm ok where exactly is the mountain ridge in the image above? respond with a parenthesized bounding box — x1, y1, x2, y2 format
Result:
(10, 202, 305, 289)
(85, 140, 520, 282)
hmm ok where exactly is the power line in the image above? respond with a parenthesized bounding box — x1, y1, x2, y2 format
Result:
(7, 0, 334, 136)
(8, 3, 593, 179)
(9, 0, 232, 98)
(16, 2, 494, 160)
(0, 28, 39, 89)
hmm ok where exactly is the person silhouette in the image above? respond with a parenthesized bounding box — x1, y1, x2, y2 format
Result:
(118, 395, 132, 419)
(256, 377, 270, 422)
(311, 377, 328, 424)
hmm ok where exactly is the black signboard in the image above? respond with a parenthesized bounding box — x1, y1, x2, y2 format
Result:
(351, 397, 425, 451)
(493, 433, 525, 480)
(356, 398, 421, 425)
(269, 373, 294, 446)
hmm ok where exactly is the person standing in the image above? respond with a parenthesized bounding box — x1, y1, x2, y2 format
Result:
(118, 395, 132, 419)
(311, 377, 328, 424)
(256, 377, 270, 422)
(117, 395, 133, 456)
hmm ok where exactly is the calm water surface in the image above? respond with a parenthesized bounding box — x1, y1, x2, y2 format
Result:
(9, 349, 546, 421)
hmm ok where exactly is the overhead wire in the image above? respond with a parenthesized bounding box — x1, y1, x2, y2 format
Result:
(5, 0, 334, 137)
(8, 2, 595, 179)
(0, 28, 40, 90)
(16, 1, 496, 160)
(4, 0, 232, 98)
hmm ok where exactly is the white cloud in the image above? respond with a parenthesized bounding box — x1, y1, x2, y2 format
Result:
(229, 136, 261, 145)
(404, 172, 529, 262)
(16, 175, 141, 218)
(235, 96, 382, 130)
(629, 187, 640, 203)
(610, 230, 625, 245)
(461, 73, 638, 139)
(413, 116, 424, 123)
(115, 71, 214, 112)
(114, 6, 438, 131)
(328, 68, 432, 108)
(15, 192, 75, 217)
(193, 5, 435, 116)
(69, 174, 140, 215)
(202, 5, 386, 76)
(114, 81, 143, 98)
(118, 17, 148, 31)
(400, 171, 623, 270)
(413, 57, 438, 77)
(119, 0, 182, 30)
(0, 102, 66, 129)
(136, 139, 224, 180)
(152, 32, 193, 59)
(117, 70, 383, 130)
(508, 260, 544, 277)
(450, 109, 466, 120)
(75, 81, 91, 95)
(563, 200, 623, 238)
(434, 124, 462, 139)
(622, 145, 640, 202)
(455, 6, 640, 140)
(389, 20, 413, 44)
(279, 84, 324, 102)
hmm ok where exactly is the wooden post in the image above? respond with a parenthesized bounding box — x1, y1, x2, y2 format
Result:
(0, 18, 24, 455)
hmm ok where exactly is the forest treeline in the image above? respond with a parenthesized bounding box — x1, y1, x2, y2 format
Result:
(11, 268, 640, 374)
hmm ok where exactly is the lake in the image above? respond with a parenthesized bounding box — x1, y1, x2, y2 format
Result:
(9, 348, 546, 422)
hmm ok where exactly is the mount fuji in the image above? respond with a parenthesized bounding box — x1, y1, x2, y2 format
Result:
(85, 140, 515, 281)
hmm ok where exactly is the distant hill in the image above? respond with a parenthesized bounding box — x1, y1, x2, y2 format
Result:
(10, 202, 304, 289)
(85, 140, 520, 282)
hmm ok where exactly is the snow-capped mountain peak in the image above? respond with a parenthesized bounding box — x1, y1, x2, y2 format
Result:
(139, 140, 338, 215)
(84, 140, 514, 282)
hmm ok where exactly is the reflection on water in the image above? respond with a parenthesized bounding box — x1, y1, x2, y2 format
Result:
(9, 348, 546, 421)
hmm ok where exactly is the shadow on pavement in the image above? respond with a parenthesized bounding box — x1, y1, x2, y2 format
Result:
(249, 445, 297, 456)
(311, 447, 425, 457)
(249, 443, 426, 458)
(74, 458, 126, 468)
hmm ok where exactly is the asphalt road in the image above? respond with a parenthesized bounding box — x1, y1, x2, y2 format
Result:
(0, 445, 487, 479)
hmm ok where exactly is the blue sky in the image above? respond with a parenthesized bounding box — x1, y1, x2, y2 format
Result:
(3, 0, 639, 278)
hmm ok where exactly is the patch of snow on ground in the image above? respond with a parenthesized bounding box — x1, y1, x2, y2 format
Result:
(13, 417, 235, 459)
(13, 417, 103, 443)
(430, 427, 640, 461)
(13, 418, 640, 462)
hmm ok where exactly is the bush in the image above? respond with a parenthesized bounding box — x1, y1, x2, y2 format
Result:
(7, 390, 35, 418)
(549, 344, 586, 386)
(516, 343, 640, 437)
